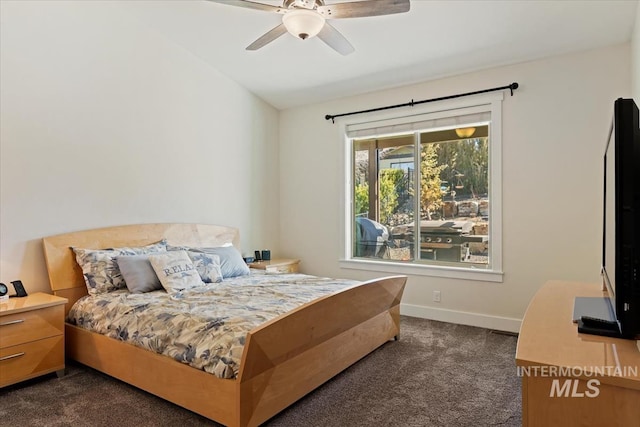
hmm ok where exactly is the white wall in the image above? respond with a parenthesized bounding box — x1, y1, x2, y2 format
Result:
(633, 2, 640, 100)
(279, 44, 631, 331)
(0, 1, 280, 294)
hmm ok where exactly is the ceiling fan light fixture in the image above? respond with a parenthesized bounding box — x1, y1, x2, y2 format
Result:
(282, 9, 325, 40)
(455, 127, 476, 138)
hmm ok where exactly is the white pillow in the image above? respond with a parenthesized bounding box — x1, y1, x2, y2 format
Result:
(148, 251, 203, 293)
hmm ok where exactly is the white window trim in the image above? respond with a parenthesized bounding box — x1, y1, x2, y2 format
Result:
(339, 92, 504, 282)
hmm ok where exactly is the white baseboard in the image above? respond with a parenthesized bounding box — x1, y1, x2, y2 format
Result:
(400, 303, 522, 333)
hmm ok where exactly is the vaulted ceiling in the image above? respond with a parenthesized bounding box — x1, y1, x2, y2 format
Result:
(118, 0, 638, 109)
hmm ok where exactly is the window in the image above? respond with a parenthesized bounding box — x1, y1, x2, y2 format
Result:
(342, 94, 503, 281)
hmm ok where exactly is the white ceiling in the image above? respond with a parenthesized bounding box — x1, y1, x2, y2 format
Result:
(118, 0, 638, 110)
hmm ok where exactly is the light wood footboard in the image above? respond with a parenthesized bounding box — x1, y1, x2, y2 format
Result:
(237, 275, 406, 427)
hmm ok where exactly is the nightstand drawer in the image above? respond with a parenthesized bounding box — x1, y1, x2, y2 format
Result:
(266, 264, 299, 274)
(0, 335, 64, 387)
(0, 305, 64, 348)
(250, 259, 300, 274)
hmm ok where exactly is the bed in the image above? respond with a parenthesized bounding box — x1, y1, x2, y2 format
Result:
(42, 223, 406, 427)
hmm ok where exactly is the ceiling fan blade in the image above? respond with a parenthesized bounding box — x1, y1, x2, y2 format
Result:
(246, 24, 288, 51)
(317, 0, 410, 19)
(317, 22, 354, 56)
(205, 0, 286, 14)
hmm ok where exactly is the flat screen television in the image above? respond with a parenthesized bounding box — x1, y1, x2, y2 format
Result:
(580, 98, 640, 339)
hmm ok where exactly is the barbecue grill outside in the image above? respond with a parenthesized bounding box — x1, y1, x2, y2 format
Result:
(390, 220, 487, 262)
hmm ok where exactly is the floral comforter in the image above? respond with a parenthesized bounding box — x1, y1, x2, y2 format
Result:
(67, 272, 358, 379)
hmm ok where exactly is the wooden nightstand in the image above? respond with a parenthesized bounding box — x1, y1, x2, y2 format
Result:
(249, 258, 300, 274)
(0, 292, 67, 387)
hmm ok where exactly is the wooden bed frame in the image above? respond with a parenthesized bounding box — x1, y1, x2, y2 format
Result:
(42, 223, 406, 427)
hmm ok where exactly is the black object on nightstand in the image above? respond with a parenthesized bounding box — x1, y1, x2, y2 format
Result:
(10, 280, 28, 297)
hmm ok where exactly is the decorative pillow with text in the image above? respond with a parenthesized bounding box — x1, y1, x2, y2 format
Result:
(149, 251, 204, 293)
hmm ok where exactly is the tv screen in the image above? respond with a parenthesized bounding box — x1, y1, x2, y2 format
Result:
(601, 98, 640, 339)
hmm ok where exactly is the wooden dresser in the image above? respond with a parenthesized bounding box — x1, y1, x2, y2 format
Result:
(516, 281, 640, 426)
(0, 292, 68, 387)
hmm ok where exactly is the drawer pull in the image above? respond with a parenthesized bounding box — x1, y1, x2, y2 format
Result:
(0, 352, 25, 361)
(0, 319, 24, 326)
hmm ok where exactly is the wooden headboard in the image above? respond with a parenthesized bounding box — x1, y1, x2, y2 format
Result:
(42, 223, 240, 312)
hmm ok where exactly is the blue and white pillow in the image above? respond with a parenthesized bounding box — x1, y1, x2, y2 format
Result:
(73, 240, 167, 295)
(168, 244, 250, 279)
(186, 251, 223, 283)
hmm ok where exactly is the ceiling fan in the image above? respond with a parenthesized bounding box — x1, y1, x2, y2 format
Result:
(206, 0, 411, 55)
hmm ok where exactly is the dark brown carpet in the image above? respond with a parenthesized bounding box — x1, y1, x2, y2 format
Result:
(0, 316, 521, 426)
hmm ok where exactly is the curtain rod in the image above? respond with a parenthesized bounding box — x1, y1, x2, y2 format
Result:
(324, 82, 519, 123)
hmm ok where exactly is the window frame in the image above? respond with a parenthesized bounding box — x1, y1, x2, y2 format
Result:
(339, 93, 504, 282)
